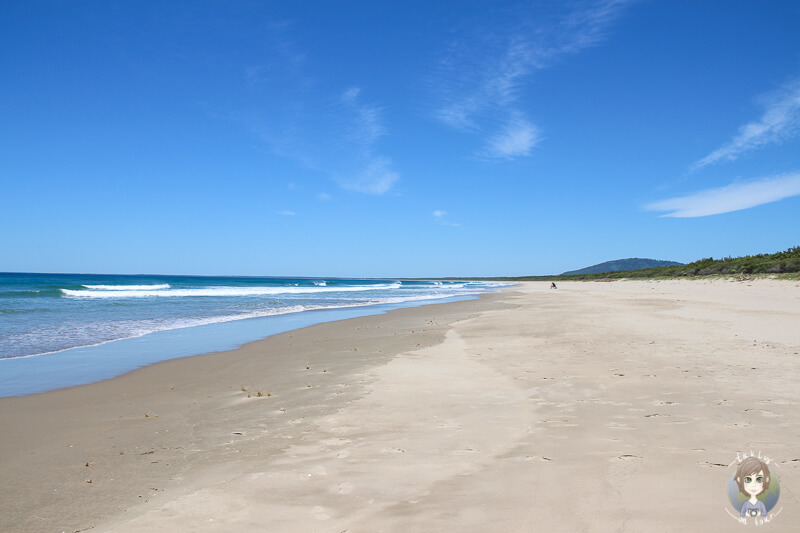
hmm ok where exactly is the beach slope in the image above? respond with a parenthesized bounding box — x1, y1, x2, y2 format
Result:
(1, 280, 799, 532)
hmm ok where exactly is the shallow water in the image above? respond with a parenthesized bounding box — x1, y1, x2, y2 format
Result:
(0, 272, 509, 396)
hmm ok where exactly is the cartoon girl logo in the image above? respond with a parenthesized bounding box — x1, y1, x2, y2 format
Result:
(727, 454, 781, 523)
(736, 457, 770, 517)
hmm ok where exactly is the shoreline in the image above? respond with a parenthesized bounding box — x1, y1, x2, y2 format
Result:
(0, 293, 485, 398)
(2, 280, 799, 532)
(0, 292, 507, 532)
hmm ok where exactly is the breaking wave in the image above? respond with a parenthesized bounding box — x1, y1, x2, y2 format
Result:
(61, 283, 403, 299)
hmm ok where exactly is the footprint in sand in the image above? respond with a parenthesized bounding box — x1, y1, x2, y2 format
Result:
(521, 455, 553, 462)
(337, 482, 354, 494)
(611, 454, 642, 461)
(380, 447, 406, 455)
(697, 461, 727, 468)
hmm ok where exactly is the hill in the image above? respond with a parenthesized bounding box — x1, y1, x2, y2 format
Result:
(454, 246, 800, 282)
(562, 258, 683, 275)
(499, 246, 800, 281)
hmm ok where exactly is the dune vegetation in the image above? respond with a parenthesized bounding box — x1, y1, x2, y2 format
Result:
(478, 246, 800, 281)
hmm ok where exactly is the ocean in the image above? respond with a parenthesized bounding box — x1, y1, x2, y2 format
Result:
(0, 273, 509, 397)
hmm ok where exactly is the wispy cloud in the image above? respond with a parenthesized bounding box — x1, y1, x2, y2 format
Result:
(432, 209, 460, 227)
(481, 116, 541, 159)
(645, 173, 800, 217)
(336, 88, 399, 194)
(238, 27, 398, 195)
(433, 0, 631, 160)
(341, 87, 386, 146)
(338, 156, 399, 195)
(691, 80, 800, 171)
(277, 210, 297, 216)
(558, 0, 632, 54)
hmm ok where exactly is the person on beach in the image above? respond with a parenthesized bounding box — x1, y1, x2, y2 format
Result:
(550, 282, 558, 289)
(736, 457, 771, 517)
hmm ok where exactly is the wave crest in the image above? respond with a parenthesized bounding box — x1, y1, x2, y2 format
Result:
(82, 284, 171, 291)
(61, 283, 403, 299)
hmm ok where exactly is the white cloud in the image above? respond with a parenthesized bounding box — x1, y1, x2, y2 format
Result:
(482, 117, 541, 159)
(337, 88, 399, 194)
(238, 33, 399, 196)
(432, 209, 460, 227)
(483, 38, 536, 107)
(645, 173, 800, 217)
(339, 157, 399, 195)
(317, 192, 332, 201)
(277, 210, 297, 216)
(692, 80, 800, 171)
(436, 100, 480, 132)
(341, 87, 360, 101)
(558, 0, 632, 54)
(342, 87, 386, 146)
(432, 0, 631, 159)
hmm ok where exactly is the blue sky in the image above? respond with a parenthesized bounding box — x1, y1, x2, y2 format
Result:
(2, 1, 799, 277)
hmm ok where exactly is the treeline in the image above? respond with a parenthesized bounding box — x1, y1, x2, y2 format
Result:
(479, 246, 800, 281)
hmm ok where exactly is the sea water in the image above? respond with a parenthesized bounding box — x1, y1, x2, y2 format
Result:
(0, 273, 509, 397)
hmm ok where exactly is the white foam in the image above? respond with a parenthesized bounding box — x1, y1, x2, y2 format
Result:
(6, 280, 513, 360)
(82, 284, 171, 291)
(61, 283, 402, 299)
(2, 299, 414, 359)
(2, 304, 313, 359)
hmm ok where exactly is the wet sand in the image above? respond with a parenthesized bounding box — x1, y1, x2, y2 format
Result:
(1, 280, 798, 532)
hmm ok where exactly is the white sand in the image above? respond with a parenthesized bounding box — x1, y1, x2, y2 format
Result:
(2, 279, 798, 532)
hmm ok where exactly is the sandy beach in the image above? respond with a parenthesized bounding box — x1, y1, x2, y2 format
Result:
(1, 279, 799, 532)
